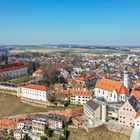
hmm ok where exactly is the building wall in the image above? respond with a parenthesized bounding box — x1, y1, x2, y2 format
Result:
(0, 68, 27, 79)
(83, 104, 101, 125)
(22, 87, 52, 102)
(33, 73, 43, 78)
(134, 117, 140, 128)
(118, 100, 137, 127)
(32, 120, 46, 135)
(95, 88, 127, 102)
(48, 119, 63, 129)
(84, 105, 94, 121)
(70, 95, 92, 105)
(0, 85, 18, 96)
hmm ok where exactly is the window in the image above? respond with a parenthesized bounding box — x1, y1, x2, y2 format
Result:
(114, 95, 115, 99)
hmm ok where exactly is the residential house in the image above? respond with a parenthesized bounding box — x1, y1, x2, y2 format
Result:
(32, 114, 65, 136)
(64, 88, 93, 105)
(33, 69, 43, 78)
(118, 95, 140, 127)
(32, 114, 47, 135)
(0, 119, 16, 129)
(131, 90, 140, 101)
(47, 114, 65, 130)
(14, 130, 25, 140)
(134, 112, 140, 128)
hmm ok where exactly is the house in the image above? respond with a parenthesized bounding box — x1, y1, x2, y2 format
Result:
(0, 62, 27, 79)
(47, 114, 65, 130)
(63, 88, 93, 105)
(14, 130, 25, 140)
(21, 84, 52, 102)
(17, 122, 27, 130)
(118, 95, 140, 127)
(32, 114, 47, 135)
(94, 78, 129, 102)
(32, 114, 65, 136)
(130, 90, 140, 101)
(134, 112, 140, 128)
(107, 102, 121, 121)
(0, 119, 16, 129)
(33, 69, 43, 78)
(83, 99, 107, 125)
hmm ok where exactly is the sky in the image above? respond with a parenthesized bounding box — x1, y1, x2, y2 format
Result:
(0, 0, 140, 46)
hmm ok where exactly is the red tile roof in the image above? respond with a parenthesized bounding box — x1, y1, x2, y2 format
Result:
(23, 84, 51, 91)
(0, 119, 16, 125)
(135, 111, 140, 119)
(63, 88, 93, 97)
(133, 80, 140, 90)
(96, 78, 128, 94)
(131, 90, 140, 102)
(33, 69, 43, 74)
(0, 63, 27, 72)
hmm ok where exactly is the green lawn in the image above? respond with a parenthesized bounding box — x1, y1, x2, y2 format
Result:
(9, 76, 34, 84)
(66, 104, 82, 109)
(0, 93, 48, 118)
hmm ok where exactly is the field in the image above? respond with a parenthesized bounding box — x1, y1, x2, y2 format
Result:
(36, 126, 130, 140)
(10, 47, 129, 55)
(0, 93, 48, 118)
(68, 126, 130, 140)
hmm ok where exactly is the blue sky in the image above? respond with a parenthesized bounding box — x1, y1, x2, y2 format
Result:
(0, 0, 140, 45)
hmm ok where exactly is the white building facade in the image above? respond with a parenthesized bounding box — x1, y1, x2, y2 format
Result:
(0, 63, 27, 79)
(134, 114, 140, 128)
(64, 88, 93, 105)
(21, 84, 52, 102)
(94, 78, 129, 102)
(70, 94, 92, 105)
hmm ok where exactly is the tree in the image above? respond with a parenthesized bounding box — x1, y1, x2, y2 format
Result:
(47, 128, 53, 137)
(40, 136, 48, 140)
(22, 134, 32, 140)
(47, 95, 56, 103)
(62, 128, 69, 140)
(44, 124, 48, 134)
(64, 65, 73, 74)
(43, 64, 59, 84)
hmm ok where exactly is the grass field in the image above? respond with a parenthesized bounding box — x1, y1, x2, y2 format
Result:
(68, 125, 129, 140)
(0, 93, 48, 118)
(33, 125, 130, 140)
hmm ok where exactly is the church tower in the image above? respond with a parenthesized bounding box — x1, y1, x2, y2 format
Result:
(123, 67, 130, 89)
